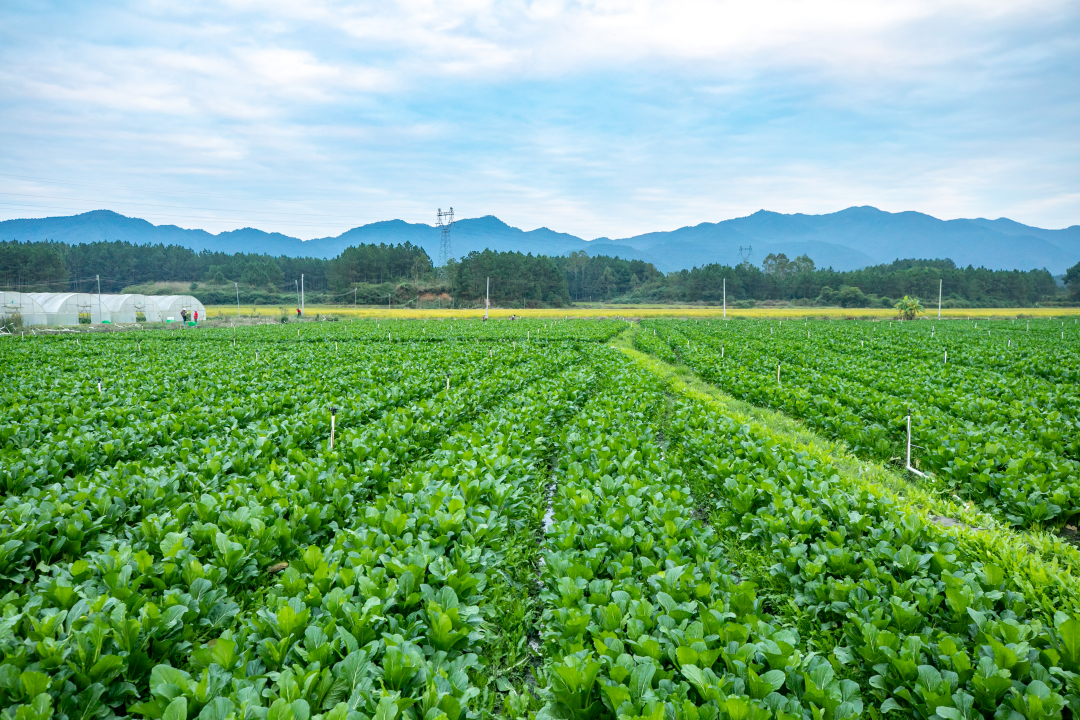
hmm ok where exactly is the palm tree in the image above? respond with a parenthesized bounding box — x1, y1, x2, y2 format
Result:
(894, 295, 924, 320)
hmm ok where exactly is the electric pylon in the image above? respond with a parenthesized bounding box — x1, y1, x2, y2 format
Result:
(437, 207, 455, 268)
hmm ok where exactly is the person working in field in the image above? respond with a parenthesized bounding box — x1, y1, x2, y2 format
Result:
(296, 308, 301, 318)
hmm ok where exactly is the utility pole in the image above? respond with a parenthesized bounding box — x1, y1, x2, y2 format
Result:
(301, 274, 304, 316)
(485, 277, 490, 320)
(723, 278, 726, 319)
(354, 287, 356, 308)
(235, 282, 240, 321)
(96, 274, 101, 325)
(938, 279, 942, 320)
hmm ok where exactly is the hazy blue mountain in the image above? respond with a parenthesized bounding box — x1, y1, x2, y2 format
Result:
(967, 217, 1080, 257)
(610, 207, 1078, 272)
(312, 215, 641, 260)
(1, 206, 1076, 273)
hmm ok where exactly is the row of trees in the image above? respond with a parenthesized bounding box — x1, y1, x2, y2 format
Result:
(449, 251, 1071, 308)
(2, 239, 1075, 307)
(555, 252, 664, 302)
(453, 250, 570, 307)
(634, 256, 1067, 307)
(0, 239, 429, 296)
(327, 243, 431, 289)
(450, 250, 666, 307)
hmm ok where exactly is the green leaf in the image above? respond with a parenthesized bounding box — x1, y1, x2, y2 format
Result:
(164, 697, 188, 720)
(150, 665, 192, 699)
(629, 663, 655, 703)
(879, 698, 903, 713)
(267, 698, 294, 720)
(0, 664, 20, 691)
(20, 671, 50, 700)
(675, 646, 698, 667)
(198, 698, 234, 720)
(1057, 618, 1080, 669)
(161, 532, 188, 558)
(600, 684, 630, 712)
(722, 697, 751, 720)
(680, 665, 708, 698)
(88, 655, 125, 683)
(30, 693, 54, 720)
(210, 638, 238, 669)
(290, 700, 310, 720)
(373, 696, 399, 720)
(760, 670, 786, 692)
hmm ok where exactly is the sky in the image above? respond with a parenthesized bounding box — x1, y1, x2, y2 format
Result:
(1, 0, 1078, 241)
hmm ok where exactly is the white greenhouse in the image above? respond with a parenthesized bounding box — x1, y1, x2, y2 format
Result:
(132, 295, 159, 322)
(1, 292, 48, 326)
(97, 294, 149, 324)
(5, 292, 206, 325)
(27, 292, 97, 325)
(148, 295, 206, 323)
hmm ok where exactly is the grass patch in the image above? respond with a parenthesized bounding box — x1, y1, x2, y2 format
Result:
(475, 456, 554, 718)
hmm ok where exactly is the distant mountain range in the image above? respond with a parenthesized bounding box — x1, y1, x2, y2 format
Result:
(2, 207, 1077, 273)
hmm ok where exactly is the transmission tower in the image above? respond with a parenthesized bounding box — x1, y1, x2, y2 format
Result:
(738, 245, 753, 268)
(437, 207, 455, 268)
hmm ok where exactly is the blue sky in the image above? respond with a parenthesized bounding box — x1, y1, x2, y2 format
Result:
(1, 0, 1078, 240)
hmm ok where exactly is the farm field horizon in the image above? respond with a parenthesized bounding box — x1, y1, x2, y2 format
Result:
(202, 304, 1080, 320)
(3, 316, 1080, 720)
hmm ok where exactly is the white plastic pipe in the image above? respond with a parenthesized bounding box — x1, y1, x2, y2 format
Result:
(906, 410, 928, 478)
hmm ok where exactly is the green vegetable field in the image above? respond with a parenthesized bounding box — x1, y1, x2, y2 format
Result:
(636, 318, 1080, 528)
(3, 317, 1080, 720)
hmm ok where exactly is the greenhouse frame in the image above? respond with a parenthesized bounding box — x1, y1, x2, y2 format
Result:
(4, 292, 206, 325)
(134, 295, 160, 322)
(97, 294, 147, 324)
(1, 292, 48, 326)
(27, 292, 97, 325)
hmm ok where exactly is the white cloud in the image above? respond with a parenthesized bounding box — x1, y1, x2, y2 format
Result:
(0, 0, 1076, 238)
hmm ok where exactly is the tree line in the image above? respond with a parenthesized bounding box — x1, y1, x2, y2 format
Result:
(454, 250, 1073, 308)
(655, 256, 1068, 308)
(2, 239, 1075, 307)
(0, 239, 430, 297)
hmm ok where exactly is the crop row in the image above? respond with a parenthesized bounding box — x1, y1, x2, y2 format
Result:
(0, 343, 545, 590)
(537, 352, 864, 720)
(665, 386, 1080, 718)
(0, 332, 591, 720)
(178, 318, 627, 345)
(637, 320, 1080, 527)
(1, 332, 547, 492)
